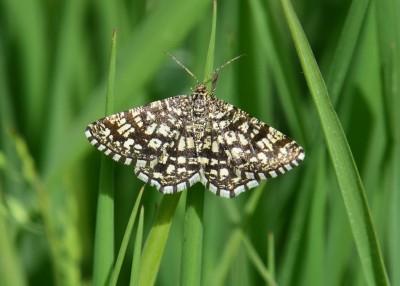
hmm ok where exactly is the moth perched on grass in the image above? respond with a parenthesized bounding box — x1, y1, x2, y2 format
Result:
(85, 53, 304, 198)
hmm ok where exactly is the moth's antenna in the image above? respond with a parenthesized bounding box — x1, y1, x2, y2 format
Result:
(163, 51, 199, 85)
(203, 54, 246, 84)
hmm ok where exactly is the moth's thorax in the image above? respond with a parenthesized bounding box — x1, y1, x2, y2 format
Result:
(192, 84, 211, 116)
(190, 85, 211, 147)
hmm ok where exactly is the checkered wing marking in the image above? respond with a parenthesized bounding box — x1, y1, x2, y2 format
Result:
(85, 95, 191, 169)
(134, 124, 201, 194)
(200, 96, 305, 198)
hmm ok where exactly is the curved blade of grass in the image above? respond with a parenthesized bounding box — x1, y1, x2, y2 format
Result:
(138, 193, 181, 286)
(275, 0, 371, 279)
(130, 205, 145, 286)
(109, 185, 144, 286)
(280, 1, 390, 285)
(93, 29, 117, 286)
(180, 2, 217, 285)
(277, 0, 370, 282)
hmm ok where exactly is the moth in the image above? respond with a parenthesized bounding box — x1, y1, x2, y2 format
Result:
(85, 53, 304, 198)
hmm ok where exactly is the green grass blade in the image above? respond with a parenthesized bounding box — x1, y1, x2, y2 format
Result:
(138, 194, 182, 286)
(280, 1, 390, 285)
(93, 29, 117, 286)
(130, 205, 145, 286)
(180, 2, 217, 285)
(203, 0, 217, 85)
(110, 185, 144, 286)
(181, 186, 205, 286)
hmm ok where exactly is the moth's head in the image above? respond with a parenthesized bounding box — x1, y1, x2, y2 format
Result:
(194, 84, 207, 93)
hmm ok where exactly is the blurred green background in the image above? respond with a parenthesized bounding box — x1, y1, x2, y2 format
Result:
(0, 0, 398, 285)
